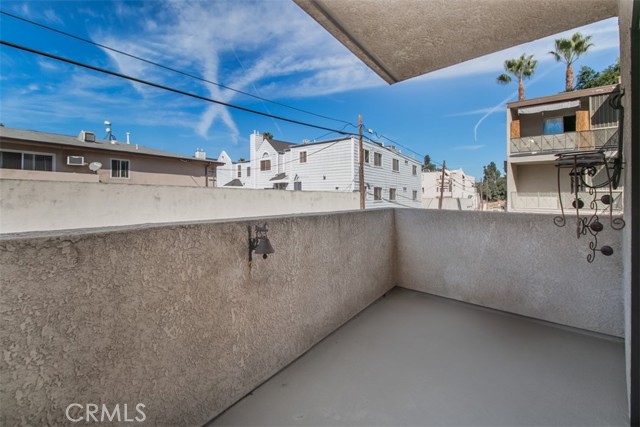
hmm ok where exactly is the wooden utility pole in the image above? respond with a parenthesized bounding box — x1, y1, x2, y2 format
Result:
(438, 160, 446, 210)
(358, 115, 365, 209)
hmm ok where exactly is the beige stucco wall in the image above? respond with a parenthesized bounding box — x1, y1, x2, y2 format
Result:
(618, 0, 634, 414)
(0, 180, 360, 233)
(0, 141, 212, 187)
(395, 208, 624, 337)
(0, 210, 396, 426)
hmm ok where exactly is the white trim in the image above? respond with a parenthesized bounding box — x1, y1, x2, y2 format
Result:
(110, 158, 131, 179)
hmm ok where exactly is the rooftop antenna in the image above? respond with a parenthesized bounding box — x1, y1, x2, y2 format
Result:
(104, 120, 117, 143)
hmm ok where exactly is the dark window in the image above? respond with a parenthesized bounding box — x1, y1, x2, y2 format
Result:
(0, 151, 53, 171)
(247, 167, 251, 177)
(374, 152, 382, 166)
(389, 188, 396, 200)
(392, 159, 399, 171)
(111, 159, 130, 178)
(374, 187, 382, 200)
(260, 160, 271, 171)
(294, 182, 302, 191)
(364, 150, 370, 163)
(237, 164, 242, 178)
(564, 115, 576, 132)
(299, 151, 307, 163)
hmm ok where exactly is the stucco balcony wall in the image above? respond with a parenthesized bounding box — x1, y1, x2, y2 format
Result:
(0, 210, 395, 426)
(396, 208, 624, 337)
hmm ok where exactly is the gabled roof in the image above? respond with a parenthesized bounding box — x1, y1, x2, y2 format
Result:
(0, 127, 222, 165)
(269, 173, 287, 181)
(223, 179, 244, 187)
(266, 138, 297, 153)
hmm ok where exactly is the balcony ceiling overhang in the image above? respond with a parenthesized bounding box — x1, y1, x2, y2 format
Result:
(294, 0, 618, 84)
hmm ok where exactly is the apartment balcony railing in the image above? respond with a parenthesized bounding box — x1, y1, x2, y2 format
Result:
(509, 128, 618, 155)
(510, 190, 624, 212)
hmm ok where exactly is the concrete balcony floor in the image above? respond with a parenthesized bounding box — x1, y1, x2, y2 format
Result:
(209, 288, 628, 427)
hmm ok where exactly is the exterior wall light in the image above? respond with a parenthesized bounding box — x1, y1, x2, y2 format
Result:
(553, 90, 625, 263)
(248, 224, 274, 262)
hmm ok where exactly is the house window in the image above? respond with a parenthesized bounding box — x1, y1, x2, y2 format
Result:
(237, 164, 242, 178)
(0, 150, 53, 171)
(543, 117, 564, 135)
(413, 190, 418, 201)
(111, 159, 130, 178)
(374, 187, 382, 201)
(300, 151, 307, 163)
(374, 152, 382, 166)
(364, 150, 370, 163)
(392, 159, 399, 172)
(564, 115, 576, 132)
(260, 160, 271, 171)
(389, 188, 396, 200)
(294, 182, 302, 191)
(247, 167, 251, 177)
(412, 165, 418, 175)
(273, 183, 287, 190)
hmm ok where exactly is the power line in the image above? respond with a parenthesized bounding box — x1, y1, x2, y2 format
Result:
(0, 10, 355, 127)
(0, 40, 354, 137)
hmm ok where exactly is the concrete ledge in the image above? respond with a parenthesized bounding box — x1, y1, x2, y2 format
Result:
(0, 209, 395, 426)
(395, 209, 624, 337)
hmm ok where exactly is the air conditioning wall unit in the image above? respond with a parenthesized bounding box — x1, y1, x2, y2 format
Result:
(67, 156, 86, 166)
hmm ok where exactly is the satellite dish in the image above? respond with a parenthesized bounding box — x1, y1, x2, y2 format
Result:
(89, 162, 102, 172)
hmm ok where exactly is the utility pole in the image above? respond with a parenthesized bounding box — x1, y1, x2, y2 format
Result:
(438, 160, 446, 210)
(358, 114, 365, 210)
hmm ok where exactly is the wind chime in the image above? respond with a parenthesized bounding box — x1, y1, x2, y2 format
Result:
(553, 90, 625, 263)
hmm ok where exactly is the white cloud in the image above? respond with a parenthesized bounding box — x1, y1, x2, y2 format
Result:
(91, 0, 382, 138)
(454, 145, 486, 151)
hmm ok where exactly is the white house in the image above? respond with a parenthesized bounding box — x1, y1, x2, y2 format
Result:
(216, 150, 250, 188)
(247, 131, 422, 209)
(422, 168, 478, 210)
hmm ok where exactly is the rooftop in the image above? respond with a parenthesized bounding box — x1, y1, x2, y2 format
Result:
(507, 84, 621, 109)
(0, 126, 221, 164)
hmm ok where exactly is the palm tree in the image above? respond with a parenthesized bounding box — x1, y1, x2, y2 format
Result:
(549, 32, 594, 91)
(496, 53, 538, 101)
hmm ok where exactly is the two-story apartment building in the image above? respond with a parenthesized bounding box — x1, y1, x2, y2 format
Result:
(422, 168, 478, 210)
(247, 131, 422, 208)
(0, 127, 222, 187)
(505, 84, 621, 213)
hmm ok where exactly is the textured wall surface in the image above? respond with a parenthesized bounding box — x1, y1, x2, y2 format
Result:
(396, 209, 624, 337)
(0, 180, 359, 233)
(0, 210, 395, 426)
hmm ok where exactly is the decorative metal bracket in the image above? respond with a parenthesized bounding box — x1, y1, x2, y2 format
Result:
(553, 90, 625, 262)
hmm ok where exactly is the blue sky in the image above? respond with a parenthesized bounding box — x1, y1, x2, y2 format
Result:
(0, 1, 621, 179)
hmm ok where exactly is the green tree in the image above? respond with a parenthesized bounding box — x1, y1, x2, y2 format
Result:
(496, 53, 538, 101)
(422, 155, 437, 172)
(575, 59, 620, 90)
(549, 32, 594, 91)
(262, 132, 273, 140)
(481, 161, 507, 201)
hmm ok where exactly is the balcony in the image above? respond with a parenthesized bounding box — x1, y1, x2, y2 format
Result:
(509, 128, 619, 156)
(510, 190, 624, 213)
(0, 209, 629, 426)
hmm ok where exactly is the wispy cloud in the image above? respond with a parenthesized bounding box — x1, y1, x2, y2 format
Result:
(92, 1, 382, 139)
(454, 145, 486, 151)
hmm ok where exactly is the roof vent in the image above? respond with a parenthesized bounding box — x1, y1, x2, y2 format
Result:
(78, 131, 96, 143)
(195, 148, 206, 159)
